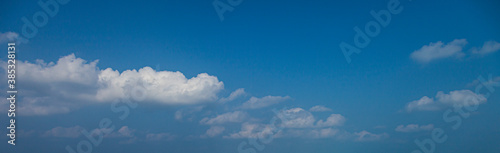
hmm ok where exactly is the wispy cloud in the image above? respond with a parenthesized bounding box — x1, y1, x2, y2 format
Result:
(395, 124, 434, 133)
(309, 105, 333, 112)
(471, 40, 500, 55)
(42, 126, 84, 138)
(405, 90, 486, 112)
(219, 88, 246, 103)
(200, 111, 249, 125)
(240, 95, 290, 109)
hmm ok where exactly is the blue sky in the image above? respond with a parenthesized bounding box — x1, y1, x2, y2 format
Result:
(1, 0, 500, 152)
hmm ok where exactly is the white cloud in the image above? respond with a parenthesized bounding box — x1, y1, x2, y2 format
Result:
(309, 105, 333, 112)
(395, 124, 434, 133)
(200, 111, 248, 125)
(219, 88, 246, 103)
(471, 40, 500, 55)
(240, 96, 290, 109)
(316, 114, 345, 127)
(1, 54, 225, 115)
(410, 39, 467, 63)
(0, 32, 19, 44)
(202, 126, 226, 138)
(353, 130, 388, 141)
(406, 90, 487, 112)
(42, 126, 84, 138)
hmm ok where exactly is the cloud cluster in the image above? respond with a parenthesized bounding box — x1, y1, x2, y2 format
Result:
(223, 107, 351, 139)
(410, 39, 500, 63)
(2, 54, 225, 115)
(405, 90, 487, 112)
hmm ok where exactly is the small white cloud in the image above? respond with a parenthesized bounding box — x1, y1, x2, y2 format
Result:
(410, 39, 467, 63)
(240, 95, 290, 109)
(406, 90, 486, 112)
(202, 126, 226, 138)
(42, 126, 84, 138)
(200, 111, 248, 125)
(395, 124, 434, 133)
(471, 40, 500, 55)
(309, 105, 333, 112)
(277, 108, 316, 128)
(117, 126, 135, 137)
(219, 88, 246, 103)
(0, 32, 19, 44)
(316, 114, 345, 127)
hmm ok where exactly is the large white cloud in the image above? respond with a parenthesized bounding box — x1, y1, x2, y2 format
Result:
(410, 39, 467, 63)
(405, 90, 487, 112)
(96, 67, 223, 104)
(1, 54, 225, 115)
